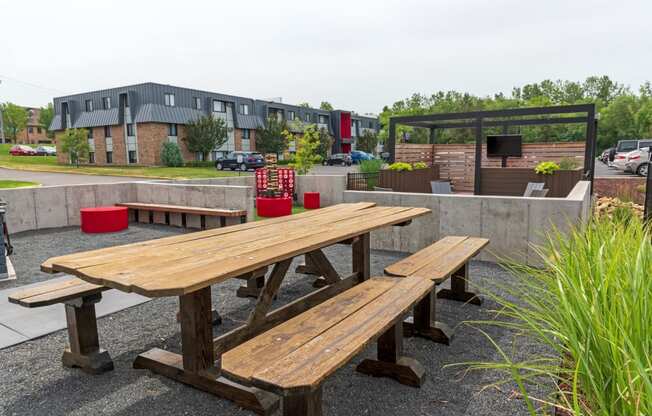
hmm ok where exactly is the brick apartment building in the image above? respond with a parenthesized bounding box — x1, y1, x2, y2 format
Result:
(49, 83, 379, 166)
(16, 107, 51, 144)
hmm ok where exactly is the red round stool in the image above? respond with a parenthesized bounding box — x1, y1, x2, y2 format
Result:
(303, 192, 320, 209)
(80, 206, 129, 233)
(256, 197, 292, 218)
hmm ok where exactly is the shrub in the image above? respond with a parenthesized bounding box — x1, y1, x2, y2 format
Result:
(558, 157, 579, 170)
(184, 160, 214, 168)
(387, 162, 413, 172)
(360, 159, 384, 173)
(412, 162, 428, 169)
(463, 215, 652, 415)
(534, 161, 560, 175)
(160, 142, 184, 167)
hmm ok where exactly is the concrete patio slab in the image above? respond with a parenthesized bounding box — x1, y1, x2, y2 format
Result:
(0, 275, 150, 349)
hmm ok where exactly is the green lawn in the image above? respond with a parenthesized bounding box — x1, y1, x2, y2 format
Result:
(0, 180, 40, 188)
(254, 206, 307, 221)
(0, 144, 242, 179)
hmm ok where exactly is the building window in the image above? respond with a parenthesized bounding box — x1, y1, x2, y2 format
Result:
(242, 129, 250, 140)
(124, 95, 129, 107)
(88, 152, 95, 163)
(102, 97, 111, 109)
(213, 100, 225, 112)
(128, 150, 137, 164)
(126, 123, 134, 136)
(368, 121, 373, 128)
(319, 115, 327, 124)
(85, 99, 93, 112)
(239, 104, 249, 115)
(28, 127, 33, 134)
(305, 113, 311, 122)
(87, 128, 93, 139)
(168, 123, 177, 136)
(288, 111, 295, 121)
(194, 97, 201, 110)
(104, 126, 112, 137)
(164, 93, 175, 107)
(37, 127, 42, 134)
(106, 151, 113, 164)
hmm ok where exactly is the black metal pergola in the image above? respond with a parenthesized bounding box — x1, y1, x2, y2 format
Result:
(387, 104, 598, 195)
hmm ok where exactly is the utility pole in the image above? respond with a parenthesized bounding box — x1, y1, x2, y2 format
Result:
(0, 80, 5, 144)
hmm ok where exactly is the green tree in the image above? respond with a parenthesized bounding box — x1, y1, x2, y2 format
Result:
(160, 141, 184, 167)
(1, 103, 28, 142)
(283, 124, 320, 174)
(38, 104, 54, 139)
(298, 102, 311, 108)
(319, 101, 334, 111)
(183, 115, 229, 161)
(60, 128, 90, 167)
(316, 127, 332, 159)
(357, 130, 378, 153)
(255, 116, 287, 156)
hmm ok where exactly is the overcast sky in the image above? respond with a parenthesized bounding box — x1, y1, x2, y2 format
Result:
(1, 0, 650, 114)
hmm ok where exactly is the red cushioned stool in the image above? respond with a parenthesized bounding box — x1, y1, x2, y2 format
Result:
(256, 197, 292, 218)
(80, 206, 129, 233)
(303, 192, 320, 209)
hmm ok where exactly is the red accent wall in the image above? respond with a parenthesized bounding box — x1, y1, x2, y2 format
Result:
(341, 143, 351, 153)
(340, 112, 351, 138)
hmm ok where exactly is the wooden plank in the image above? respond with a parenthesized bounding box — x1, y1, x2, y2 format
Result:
(221, 277, 397, 385)
(117, 202, 246, 217)
(9, 278, 105, 308)
(249, 276, 434, 394)
(42, 203, 377, 273)
(384, 236, 468, 277)
(411, 237, 489, 282)
(52, 207, 429, 297)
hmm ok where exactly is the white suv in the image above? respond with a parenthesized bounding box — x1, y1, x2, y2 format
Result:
(616, 139, 652, 175)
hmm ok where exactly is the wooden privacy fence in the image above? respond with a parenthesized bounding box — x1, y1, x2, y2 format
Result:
(395, 142, 586, 193)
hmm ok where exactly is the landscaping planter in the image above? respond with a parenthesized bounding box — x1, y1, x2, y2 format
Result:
(303, 192, 320, 209)
(378, 166, 440, 193)
(480, 167, 583, 197)
(80, 206, 128, 233)
(256, 197, 292, 217)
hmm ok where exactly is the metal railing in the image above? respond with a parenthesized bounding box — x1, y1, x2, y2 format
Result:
(346, 172, 379, 191)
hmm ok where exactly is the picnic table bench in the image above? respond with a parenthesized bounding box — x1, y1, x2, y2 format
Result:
(116, 202, 247, 229)
(38, 202, 429, 415)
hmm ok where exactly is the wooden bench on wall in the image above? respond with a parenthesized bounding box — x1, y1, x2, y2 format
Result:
(116, 202, 247, 230)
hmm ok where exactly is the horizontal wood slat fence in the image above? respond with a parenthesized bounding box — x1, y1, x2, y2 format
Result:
(395, 142, 586, 193)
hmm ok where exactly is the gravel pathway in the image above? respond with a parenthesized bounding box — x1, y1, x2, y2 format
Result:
(0, 225, 551, 416)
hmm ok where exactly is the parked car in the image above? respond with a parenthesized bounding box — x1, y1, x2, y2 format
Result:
(610, 139, 639, 167)
(215, 151, 265, 171)
(9, 145, 37, 156)
(613, 139, 652, 172)
(323, 153, 352, 166)
(621, 143, 651, 176)
(35, 145, 56, 156)
(350, 150, 374, 164)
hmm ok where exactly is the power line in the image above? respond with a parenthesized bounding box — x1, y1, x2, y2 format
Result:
(0, 75, 65, 94)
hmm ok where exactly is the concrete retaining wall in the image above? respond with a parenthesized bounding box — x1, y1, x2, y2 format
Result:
(343, 181, 592, 266)
(1, 181, 254, 234)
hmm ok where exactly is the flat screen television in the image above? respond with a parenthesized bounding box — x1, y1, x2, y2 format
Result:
(487, 134, 522, 158)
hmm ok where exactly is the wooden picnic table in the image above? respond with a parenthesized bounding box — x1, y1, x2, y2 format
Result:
(42, 202, 429, 415)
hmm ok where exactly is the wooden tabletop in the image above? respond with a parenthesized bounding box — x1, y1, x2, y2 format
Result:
(42, 203, 430, 298)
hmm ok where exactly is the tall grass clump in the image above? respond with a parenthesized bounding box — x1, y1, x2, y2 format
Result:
(359, 159, 384, 173)
(465, 213, 652, 415)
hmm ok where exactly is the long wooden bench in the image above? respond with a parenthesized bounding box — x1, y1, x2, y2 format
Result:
(384, 235, 489, 345)
(116, 202, 247, 230)
(221, 275, 434, 416)
(8, 277, 113, 374)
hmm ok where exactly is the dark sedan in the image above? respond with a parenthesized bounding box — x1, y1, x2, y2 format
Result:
(323, 153, 352, 166)
(215, 151, 265, 171)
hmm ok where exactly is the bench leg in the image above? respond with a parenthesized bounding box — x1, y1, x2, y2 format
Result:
(61, 293, 114, 374)
(283, 386, 323, 416)
(437, 263, 481, 306)
(134, 287, 279, 415)
(356, 322, 425, 387)
(404, 289, 453, 345)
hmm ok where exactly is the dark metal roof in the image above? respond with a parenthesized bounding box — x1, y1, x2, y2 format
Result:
(134, 104, 204, 124)
(49, 114, 62, 131)
(73, 108, 120, 128)
(236, 114, 264, 129)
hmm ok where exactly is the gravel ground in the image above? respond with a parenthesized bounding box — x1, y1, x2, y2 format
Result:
(0, 225, 552, 416)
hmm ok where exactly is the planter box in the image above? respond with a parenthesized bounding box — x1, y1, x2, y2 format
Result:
(378, 166, 440, 193)
(480, 168, 583, 197)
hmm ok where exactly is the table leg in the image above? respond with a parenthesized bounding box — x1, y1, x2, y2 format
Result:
(356, 321, 425, 387)
(283, 386, 323, 416)
(62, 293, 113, 374)
(437, 263, 481, 306)
(352, 232, 370, 281)
(403, 289, 453, 345)
(134, 286, 279, 415)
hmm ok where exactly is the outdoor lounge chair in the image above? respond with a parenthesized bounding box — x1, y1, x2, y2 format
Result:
(430, 181, 452, 194)
(523, 182, 545, 197)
